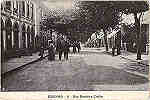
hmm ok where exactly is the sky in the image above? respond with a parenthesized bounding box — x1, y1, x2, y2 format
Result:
(31, 0, 79, 17)
(42, 0, 74, 10)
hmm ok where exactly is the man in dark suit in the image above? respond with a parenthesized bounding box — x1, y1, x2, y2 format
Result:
(64, 39, 70, 60)
(56, 37, 64, 60)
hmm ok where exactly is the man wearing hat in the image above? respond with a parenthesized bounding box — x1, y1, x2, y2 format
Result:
(48, 40, 55, 61)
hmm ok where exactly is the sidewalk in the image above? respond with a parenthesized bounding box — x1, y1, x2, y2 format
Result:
(77, 46, 149, 66)
(1, 51, 48, 74)
(92, 46, 149, 66)
(82, 47, 149, 78)
(119, 50, 149, 66)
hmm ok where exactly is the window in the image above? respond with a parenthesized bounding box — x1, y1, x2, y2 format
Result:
(1, 3, 3, 11)
(13, 1, 18, 14)
(27, 3, 29, 17)
(31, 4, 33, 19)
(22, 1, 25, 16)
(6, 1, 11, 10)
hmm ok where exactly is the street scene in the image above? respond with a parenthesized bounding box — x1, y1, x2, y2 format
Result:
(1, 0, 149, 91)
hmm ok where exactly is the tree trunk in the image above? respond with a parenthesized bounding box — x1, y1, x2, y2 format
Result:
(116, 31, 121, 55)
(136, 27, 142, 60)
(99, 39, 101, 47)
(134, 13, 142, 60)
(103, 29, 109, 51)
(137, 35, 142, 60)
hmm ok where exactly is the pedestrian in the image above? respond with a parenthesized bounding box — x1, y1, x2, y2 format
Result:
(39, 46, 44, 58)
(56, 37, 64, 60)
(64, 39, 70, 60)
(76, 41, 81, 53)
(29, 42, 33, 56)
(112, 44, 116, 56)
(73, 41, 77, 53)
(48, 40, 55, 61)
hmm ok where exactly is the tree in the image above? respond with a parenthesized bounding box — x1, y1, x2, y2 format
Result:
(76, 1, 121, 51)
(111, 1, 149, 59)
(77, 1, 148, 59)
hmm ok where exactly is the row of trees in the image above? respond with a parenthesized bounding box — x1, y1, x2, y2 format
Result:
(40, 1, 149, 60)
(75, 1, 149, 60)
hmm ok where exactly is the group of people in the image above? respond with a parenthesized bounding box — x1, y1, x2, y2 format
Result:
(39, 36, 81, 61)
(72, 41, 81, 53)
(56, 37, 70, 60)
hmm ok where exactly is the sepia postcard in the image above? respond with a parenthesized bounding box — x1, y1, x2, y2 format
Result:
(0, 0, 150, 100)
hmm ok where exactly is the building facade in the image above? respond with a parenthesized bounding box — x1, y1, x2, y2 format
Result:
(1, 0, 36, 61)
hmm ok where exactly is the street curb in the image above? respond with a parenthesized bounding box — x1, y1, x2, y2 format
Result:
(2, 55, 49, 77)
(103, 50, 149, 66)
(120, 56, 149, 66)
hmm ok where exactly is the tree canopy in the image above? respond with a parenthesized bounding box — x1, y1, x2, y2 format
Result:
(40, 1, 149, 43)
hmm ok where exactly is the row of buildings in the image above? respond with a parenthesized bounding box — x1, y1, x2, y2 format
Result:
(1, 0, 65, 62)
(1, 0, 45, 61)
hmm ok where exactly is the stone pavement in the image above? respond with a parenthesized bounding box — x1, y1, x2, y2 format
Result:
(1, 51, 48, 74)
(2, 47, 149, 91)
(2, 46, 149, 76)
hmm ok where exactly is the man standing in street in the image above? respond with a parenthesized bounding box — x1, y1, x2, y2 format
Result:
(73, 41, 77, 53)
(48, 40, 55, 61)
(39, 46, 44, 58)
(76, 41, 81, 53)
(64, 39, 70, 60)
(56, 36, 64, 60)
